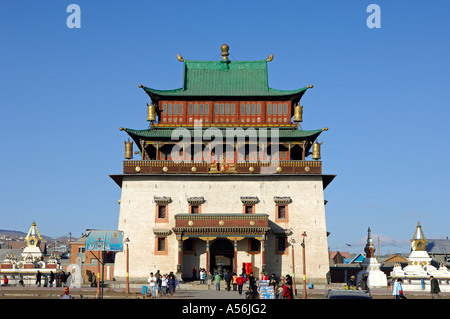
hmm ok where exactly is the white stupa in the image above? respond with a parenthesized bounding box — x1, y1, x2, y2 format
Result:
(21, 221, 43, 261)
(357, 227, 388, 288)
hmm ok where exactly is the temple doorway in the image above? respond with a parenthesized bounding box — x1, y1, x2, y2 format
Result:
(209, 238, 234, 276)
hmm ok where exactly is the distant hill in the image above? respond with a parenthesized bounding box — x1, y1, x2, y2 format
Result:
(0, 229, 70, 242)
(0, 229, 27, 237)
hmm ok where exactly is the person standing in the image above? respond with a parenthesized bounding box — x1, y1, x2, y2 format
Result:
(168, 273, 176, 297)
(49, 271, 55, 288)
(36, 270, 42, 287)
(232, 272, 238, 291)
(192, 267, 197, 281)
(214, 272, 221, 291)
(282, 277, 292, 299)
(269, 273, 278, 292)
(225, 271, 232, 291)
(148, 272, 157, 298)
(430, 276, 441, 299)
(206, 271, 213, 289)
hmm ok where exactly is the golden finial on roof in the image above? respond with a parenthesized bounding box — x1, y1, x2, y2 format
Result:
(267, 54, 274, 62)
(221, 44, 229, 60)
(177, 54, 184, 62)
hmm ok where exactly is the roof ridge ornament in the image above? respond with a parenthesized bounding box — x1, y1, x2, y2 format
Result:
(267, 54, 274, 62)
(221, 44, 229, 61)
(177, 54, 184, 62)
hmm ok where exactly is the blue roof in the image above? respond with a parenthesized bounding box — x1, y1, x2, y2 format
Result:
(427, 239, 450, 254)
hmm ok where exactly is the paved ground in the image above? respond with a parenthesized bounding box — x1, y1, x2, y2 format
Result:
(0, 282, 448, 299)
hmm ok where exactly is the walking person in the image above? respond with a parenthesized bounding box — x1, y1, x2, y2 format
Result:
(236, 274, 245, 295)
(392, 278, 405, 299)
(430, 275, 441, 299)
(161, 274, 168, 297)
(168, 273, 176, 297)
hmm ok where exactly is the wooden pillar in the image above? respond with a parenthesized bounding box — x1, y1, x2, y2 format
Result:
(206, 239, 210, 272)
(177, 235, 183, 273)
(234, 240, 238, 274)
(261, 238, 266, 274)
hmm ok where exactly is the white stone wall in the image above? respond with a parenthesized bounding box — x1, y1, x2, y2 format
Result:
(114, 174, 330, 284)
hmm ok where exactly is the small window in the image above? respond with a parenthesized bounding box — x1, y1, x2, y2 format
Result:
(283, 103, 288, 115)
(163, 103, 167, 115)
(267, 103, 272, 115)
(194, 103, 198, 115)
(199, 103, 204, 115)
(231, 103, 235, 115)
(220, 103, 224, 115)
(241, 104, 245, 115)
(189, 103, 193, 115)
(157, 238, 166, 252)
(278, 238, 286, 252)
(205, 103, 209, 115)
(215, 103, 219, 115)
(225, 103, 229, 115)
(190, 205, 199, 214)
(245, 205, 253, 214)
(257, 103, 261, 115)
(251, 103, 256, 115)
(278, 206, 286, 219)
(246, 104, 251, 115)
(173, 103, 178, 115)
(168, 103, 172, 115)
(179, 103, 183, 115)
(158, 205, 166, 219)
(272, 103, 277, 115)
(278, 103, 282, 115)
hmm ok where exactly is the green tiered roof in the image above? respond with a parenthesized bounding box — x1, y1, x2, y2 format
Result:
(122, 127, 324, 152)
(142, 59, 311, 102)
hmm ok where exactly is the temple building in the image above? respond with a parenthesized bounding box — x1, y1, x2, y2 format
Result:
(111, 44, 335, 284)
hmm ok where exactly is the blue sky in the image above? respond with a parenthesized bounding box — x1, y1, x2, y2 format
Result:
(1, 0, 449, 254)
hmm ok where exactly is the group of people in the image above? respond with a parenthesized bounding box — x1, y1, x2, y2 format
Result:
(392, 276, 442, 299)
(146, 271, 180, 298)
(193, 267, 295, 299)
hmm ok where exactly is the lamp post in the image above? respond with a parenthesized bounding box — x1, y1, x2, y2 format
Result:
(124, 237, 130, 295)
(301, 231, 307, 299)
(289, 238, 297, 296)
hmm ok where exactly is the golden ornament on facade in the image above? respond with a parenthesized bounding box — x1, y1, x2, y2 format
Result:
(304, 166, 310, 172)
(312, 140, 322, 160)
(219, 220, 224, 226)
(147, 103, 156, 121)
(124, 139, 133, 160)
(135, 166, 141, 172)
(250, 221, 255, 226)
(191, 166, 197, 172)
(294, 104, 303, 122)
(163, 166, 169, 172)
(277, 167, 282, 173)
(188, 221, 194, 226)
(249, 167, 255, 172)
